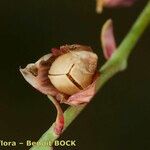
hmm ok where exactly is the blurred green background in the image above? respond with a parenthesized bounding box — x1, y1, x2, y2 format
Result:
(0, 0, 150, 149)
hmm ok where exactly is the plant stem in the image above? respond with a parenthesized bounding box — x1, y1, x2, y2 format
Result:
(30, 1, 150, 150)
(96, 0, 150, 88)
(30, 104, 86, 150)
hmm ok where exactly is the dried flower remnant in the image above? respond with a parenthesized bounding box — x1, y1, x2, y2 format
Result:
(96, 0, 136, 13)
(20, 44, 99, 134)
(20, 45, 98, 105)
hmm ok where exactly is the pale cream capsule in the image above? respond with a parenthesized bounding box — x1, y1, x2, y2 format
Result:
(48, 50, 98, 95)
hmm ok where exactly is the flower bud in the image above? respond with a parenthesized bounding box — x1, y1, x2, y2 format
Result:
(48, 50, 98, 95)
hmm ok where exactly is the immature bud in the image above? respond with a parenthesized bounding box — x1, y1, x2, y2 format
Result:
(101, 19, 116, 60)
(48, 50, 98, 95)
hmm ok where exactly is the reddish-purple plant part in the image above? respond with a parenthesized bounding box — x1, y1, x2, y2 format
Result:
(96, 0, 136, 13)
(48, 95, 64, 135)
(101, 19, 116, 60)
(20, 54, 60, 96)
(55, 115, 64, 135)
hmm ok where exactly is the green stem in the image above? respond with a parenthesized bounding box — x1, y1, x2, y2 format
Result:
(30, 1, 150, 150)
(97, 0, 150, 88)
(30, 104, 86, 150)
